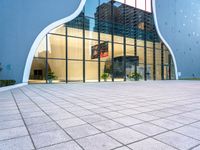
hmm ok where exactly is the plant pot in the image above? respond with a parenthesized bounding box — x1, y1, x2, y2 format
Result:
(48, 79, 53, 84)
(134, 78, 139, 81)
(104, 79, 107, 82)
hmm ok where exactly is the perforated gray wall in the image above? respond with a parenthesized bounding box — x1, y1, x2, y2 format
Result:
(155, 0, 200, 78)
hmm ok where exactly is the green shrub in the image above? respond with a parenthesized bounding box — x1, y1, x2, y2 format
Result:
(101, 73, 109, 82)
(0, 80, 16, 87)
(128, 72, 142, 81)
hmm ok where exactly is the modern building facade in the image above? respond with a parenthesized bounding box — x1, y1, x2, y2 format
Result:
(29, 0, 175, 83)
(0, 0, 200, 83)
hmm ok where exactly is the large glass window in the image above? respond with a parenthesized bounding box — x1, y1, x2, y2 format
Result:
(68, 37, 83, 60)
(29, 0, 175, 83)
(48, 34, 66, 59)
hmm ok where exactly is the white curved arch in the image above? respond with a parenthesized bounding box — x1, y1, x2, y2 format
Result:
(23, 0, 86, 83)
(152, 0, 178, 79)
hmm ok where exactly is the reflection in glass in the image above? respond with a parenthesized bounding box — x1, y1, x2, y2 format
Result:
(68, 37, 83, 60)
(86, 61, 98, 82)
(48, 59, 66, 82)
(34, 37, 46, 58)
(29, 0, 175, 83)
(48, 34, 66, 59)
(68, 61, 83, 82)
(29, 58, 46, 83)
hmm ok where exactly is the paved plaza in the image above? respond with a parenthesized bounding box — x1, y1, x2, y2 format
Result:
(0, 81, 200, 150)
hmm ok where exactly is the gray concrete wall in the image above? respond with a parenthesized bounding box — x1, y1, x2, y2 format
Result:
(0, 0, 81, 83)
(155, 0, 200, 78)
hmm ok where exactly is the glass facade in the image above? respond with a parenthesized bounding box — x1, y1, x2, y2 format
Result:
(29, 0, 175, 83)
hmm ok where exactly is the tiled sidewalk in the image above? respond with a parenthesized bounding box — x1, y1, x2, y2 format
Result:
(0, 81, 200, 150)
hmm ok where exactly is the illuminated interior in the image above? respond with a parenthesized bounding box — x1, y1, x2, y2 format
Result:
(29, 0, 175, 83)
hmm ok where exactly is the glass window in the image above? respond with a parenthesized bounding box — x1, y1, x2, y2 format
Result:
(126, 37, 135, 45)
(100, 61, 112, 81)
(85, 61, 98, 82)
(100, 42, 112, 61)
(85, 39, 98, 61)
(29, 58, 46, 83)
(156, 65, 161, 80)
(164, 50, 169, 65)
(68, 60, 83, 82)
(147, 64, 153, 80)
(48, 59, 66, 82)
(156, 49, 161, 65)
(126, 45, 134, 56)
(137, 47, 144, 64)
(100, 21, 112, 42)
(99, 0, 112, 22)
(85, 0, 99, 18)
(68, 37, 83, 60)
(136, 0, 146, 11)
(126, 0, 136, 7)
(85, 17, 98, 40)
(137, 39, 144, 46)
(67, 16, 83, 38)
(114, 43, 123, 58)
(50, 25, 66, 35)
(48, 34, 66, 59)
(147, 48, 153, 65)
(146, 0, 152, 12)
(34, 37, 46, 58)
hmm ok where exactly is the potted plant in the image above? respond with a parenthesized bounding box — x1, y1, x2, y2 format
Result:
(47, 71, 57, 83)
(128, 72, 142, 81)
(101, 73, 109, 82)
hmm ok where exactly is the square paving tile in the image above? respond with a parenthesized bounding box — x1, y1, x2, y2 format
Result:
(132, 113, 159, 121)
(65, 124, 100, 139)
(56, 118, 86, 129)
(114, 146, 131, 150)
(80, 114, 107, 123)
(39, 141, 82, 150)
(0, 136, 34, 150)
(154, 131, 200, 150)
(107, 128, 146, 144)
(32, 130, 71, 149)
(128, 138, 176, 150)
(77, 133, 121, 150)
(191, 121, 200, 129)
(24, 116, 52, 126)
(0, 126, 28, 141)
(27, 122, 60, 134)
(151, 118, 183, 130)
(166, 115, 197, 124)
(114, 116, 143, 126)
(92, 120, 123, 132)
(174, 125, 200, 140)
(102, 112, 125, 119)
(0, 119, 24, 130)
(131, 122, 167, 136)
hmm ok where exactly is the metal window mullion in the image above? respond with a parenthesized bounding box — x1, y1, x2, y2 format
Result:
(65, 25, 68, 83)
(134, 10, 138, 75)
(83, 13, 86, 83)
(161, 42, 164, 80)
(45, 34, 48, 83)
(98, 1, 101, 82)
(144, 14, 147, 81)
(153, 34, 156, 80)
(169, 54, 172, 80)
(123, 4, 126, 81)
(153, 33, 156, 80)
(111, 0, 114, 82)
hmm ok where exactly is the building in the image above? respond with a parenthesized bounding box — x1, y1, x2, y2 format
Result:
(0, 0, 200, 83)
